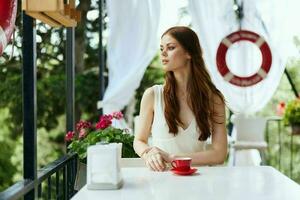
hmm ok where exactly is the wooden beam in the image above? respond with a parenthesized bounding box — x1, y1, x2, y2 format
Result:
(23, 0, 80, 28)
(64, 4, 71, 16)
(69, 0, 76, 9)
(26, 12, 61, 27)
(22, 0, 64, 12)
(44, 12, 77, 27)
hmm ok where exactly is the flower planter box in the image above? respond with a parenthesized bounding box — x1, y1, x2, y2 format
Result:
(74, 162, 87, 191)
(291, 124, 300, 135)
(66, 112, 138, 190)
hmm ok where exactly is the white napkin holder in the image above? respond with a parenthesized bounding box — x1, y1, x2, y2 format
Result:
(87, 142, 123, 190)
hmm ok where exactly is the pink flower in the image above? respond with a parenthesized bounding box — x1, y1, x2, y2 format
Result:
(276, 101, 285, 116)
(76, 120, 92, 131)
(96, 114, 112, 129)
(79, 129, 87, 139)
(112, 111, 123, 120)
(65, 131, 75, 142)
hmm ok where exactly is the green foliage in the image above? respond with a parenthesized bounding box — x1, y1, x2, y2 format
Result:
(258, 57, 300, 118)
(68, 127, 138, 163)
(283, 98, 300, 125)
(0, 141, 17, 191)
(0, 109, 17, 191)
(258, 44, 300, 183)
(0, 0, 103, 190)
(67, 112, 138, 163)
(134, 54, 164, 115)
(0, 0, 102, 138)
(75, 72, 100, 121)
(0, 68, 100, 138)
(0, 65, 22, 139)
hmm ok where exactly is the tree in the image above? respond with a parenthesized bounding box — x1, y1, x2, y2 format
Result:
(0, 0, 105, 189)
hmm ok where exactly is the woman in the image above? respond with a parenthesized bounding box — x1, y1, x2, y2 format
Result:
(133, 26, 227, 171)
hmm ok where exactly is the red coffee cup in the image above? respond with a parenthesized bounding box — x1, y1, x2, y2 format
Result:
(171, 157, 192, 171)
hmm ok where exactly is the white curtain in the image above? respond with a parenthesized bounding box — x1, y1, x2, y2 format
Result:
(188, 0, 299, 114)
(102, 0, 160, 114)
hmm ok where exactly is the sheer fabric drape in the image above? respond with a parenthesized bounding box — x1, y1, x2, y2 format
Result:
(103, 0, 160, 114)
(188, 0, 299, 113)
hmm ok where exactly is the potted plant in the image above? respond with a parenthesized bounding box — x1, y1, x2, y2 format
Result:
(283, 98, 300, 135)
(65, 111, 138, 190)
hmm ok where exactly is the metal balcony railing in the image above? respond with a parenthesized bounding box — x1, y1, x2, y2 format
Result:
(0, 153, 78, 200)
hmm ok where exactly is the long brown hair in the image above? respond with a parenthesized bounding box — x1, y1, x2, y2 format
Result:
(162, 26, 225, 141)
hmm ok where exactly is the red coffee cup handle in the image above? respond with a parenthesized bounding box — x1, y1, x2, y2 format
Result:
(171, 160, 177, 169)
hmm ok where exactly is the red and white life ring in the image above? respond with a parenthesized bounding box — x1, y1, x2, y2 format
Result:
(216, 30, 272, 87)
(0, 0, 17, 56)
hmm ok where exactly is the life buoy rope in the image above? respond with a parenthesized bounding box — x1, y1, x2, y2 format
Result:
(0, 26, 8, 54)
(216, 30, 272, 87)
(0, 0, 18, 56)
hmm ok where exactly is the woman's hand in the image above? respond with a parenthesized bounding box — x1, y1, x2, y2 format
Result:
(142, 147, 175, 171)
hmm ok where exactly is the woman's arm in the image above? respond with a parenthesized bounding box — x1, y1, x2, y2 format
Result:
(133, 87, 154, 157)
(133, 87, 166, 171)
(173, 95, 228, 165)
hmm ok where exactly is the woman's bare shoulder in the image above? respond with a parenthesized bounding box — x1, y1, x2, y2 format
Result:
(143, 86, 155, 99)
(140, 86, 156, 110)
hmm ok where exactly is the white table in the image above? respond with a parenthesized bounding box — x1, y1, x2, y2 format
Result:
(71, 166, 300, 200)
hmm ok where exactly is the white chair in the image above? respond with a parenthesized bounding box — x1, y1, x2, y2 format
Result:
(229, 114, 268, 166)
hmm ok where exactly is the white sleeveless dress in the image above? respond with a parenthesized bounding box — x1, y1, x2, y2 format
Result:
(151, 85, 207, 155)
